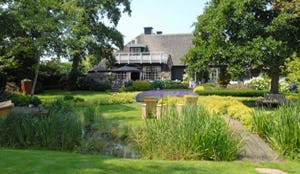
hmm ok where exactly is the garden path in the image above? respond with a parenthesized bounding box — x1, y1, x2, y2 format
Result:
(224, 116, 282, 162)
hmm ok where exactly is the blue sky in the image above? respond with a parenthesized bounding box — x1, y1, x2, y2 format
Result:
(117, 0, 208, 43)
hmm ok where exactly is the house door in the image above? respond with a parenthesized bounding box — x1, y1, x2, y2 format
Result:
(131, 72, 140, 81)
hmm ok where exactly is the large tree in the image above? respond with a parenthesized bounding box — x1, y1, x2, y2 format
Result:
(62, 0, 131, 89)
(0, 0, 131, 92)
(0, 0, 65, 95)
(184, 0, 300, 93)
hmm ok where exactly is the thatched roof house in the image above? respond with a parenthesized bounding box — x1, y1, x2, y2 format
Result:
(115, 27, 193, 81)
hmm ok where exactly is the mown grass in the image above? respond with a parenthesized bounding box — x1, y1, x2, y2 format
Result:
(37, 90, 141, 125)
(36, 90, 111, 105)
(99, 103, 142, 126)
(1, 149, 300, 174)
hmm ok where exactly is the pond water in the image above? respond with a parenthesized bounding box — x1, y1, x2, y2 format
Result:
(106, 142, 138, 159)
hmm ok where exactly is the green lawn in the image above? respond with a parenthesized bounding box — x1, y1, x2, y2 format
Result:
(1, 149, 299, 174)
(99, 103, 143, 125)
(37, 90, 111, 104)
(10, 90, 298, 173)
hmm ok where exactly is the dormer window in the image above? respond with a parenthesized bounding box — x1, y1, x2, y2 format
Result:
(130, 47, 142, 53)
(128, 44, 147, 53)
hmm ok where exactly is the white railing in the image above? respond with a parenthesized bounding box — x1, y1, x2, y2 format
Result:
(114, 52, 169, 64)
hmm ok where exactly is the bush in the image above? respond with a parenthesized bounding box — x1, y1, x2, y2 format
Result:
(97, 92, 138, 105)
(150, 80, 164, 90)
(77, 76, 91, 90)
(132, 105, 240, 160)
(132, 81, 150, 91)
(194, 89, 266, 97)
(158, 96, 184, 105)
(249, 78, 270, 90)
(193, 85, 205, 92)
(0, 92, 41, 106)
(251, 103, 300, 159)
(163, 80, 188, 89)
(200, 82, 216, 88)
(198, 96, 253, 126)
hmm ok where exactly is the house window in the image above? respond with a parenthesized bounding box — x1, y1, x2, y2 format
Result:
(210, 68, 218, 81)
(143, 66, 161, 80)
(116, 72, 127, 80)
(130, 47, 141, 53)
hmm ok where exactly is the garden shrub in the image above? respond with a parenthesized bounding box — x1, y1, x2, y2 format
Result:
(226, 84, 252, 90)
(167, 83, 188, 89)
(198, 96, 253, 126)
(150, 80, 164, 90)
(76, 76, 91, 90)
(251, 103, 300, 160)
(249, 78, 270, 90)
(193, 85, 205, 92)
(200, 82, 216, 88)
(132, 81, 150, 91)
(194, 89, 265, 97)
(0, 92, 41, 106)
(97, 92, 138, 105)
(132, 105, 240, 161)
(91, 83, 111, 91)
(158, 96, 184, 105)
(286, 93, 300, 102)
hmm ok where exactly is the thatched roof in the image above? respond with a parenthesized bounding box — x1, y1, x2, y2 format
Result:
(88, 66, 107, 73)
(123, 33, 193, 66)
(111, 65, 140, 72)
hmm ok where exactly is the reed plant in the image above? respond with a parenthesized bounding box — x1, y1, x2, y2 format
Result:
(0, 99, 82, 150)
(252, 103, 300, 159)
(132, 105, 240, 161)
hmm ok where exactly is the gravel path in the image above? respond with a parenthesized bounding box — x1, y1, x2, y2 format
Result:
(224, 116, 282, 162)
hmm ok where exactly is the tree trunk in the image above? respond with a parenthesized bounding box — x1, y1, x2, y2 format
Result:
(72, 53, 80, 73)
(31, 56, 40, 98)
(69, 53, 81, 90)
(270, 66, 280, 94)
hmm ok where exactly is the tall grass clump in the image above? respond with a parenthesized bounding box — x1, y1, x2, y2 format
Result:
(132, 105, 240, 161)
(252, 103, 300, 159)
(0, 99, 82, 150)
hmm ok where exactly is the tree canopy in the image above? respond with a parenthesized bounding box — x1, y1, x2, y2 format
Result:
(184, 0, 300, 93)
(0, 0, 131, 92)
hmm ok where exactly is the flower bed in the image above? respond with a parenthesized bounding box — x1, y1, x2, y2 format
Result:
(135, 90, 198, 102)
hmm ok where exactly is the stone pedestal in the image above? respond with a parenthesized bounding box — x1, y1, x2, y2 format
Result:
(141, 103, 147, 119)
(184, 95, 198, 105)
(156, 104, 167, 119)
(142, 97, 158, 119)
(176, 103, 184, 118)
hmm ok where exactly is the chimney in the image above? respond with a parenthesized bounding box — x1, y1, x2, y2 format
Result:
(156, 31, 163, 35)
(144, 27, 153, 35)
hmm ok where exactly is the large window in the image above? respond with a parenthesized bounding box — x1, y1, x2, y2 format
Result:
(143, 66, 161, 80)
(210, 68, 218, 81)
(116, 72, 128, 80)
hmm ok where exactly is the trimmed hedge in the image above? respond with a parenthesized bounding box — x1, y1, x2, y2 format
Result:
(194, 89, 266, 97)
(198, 96, 253, 126)
(132, 81, 151, 91)
(97, 92, 138, 105)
